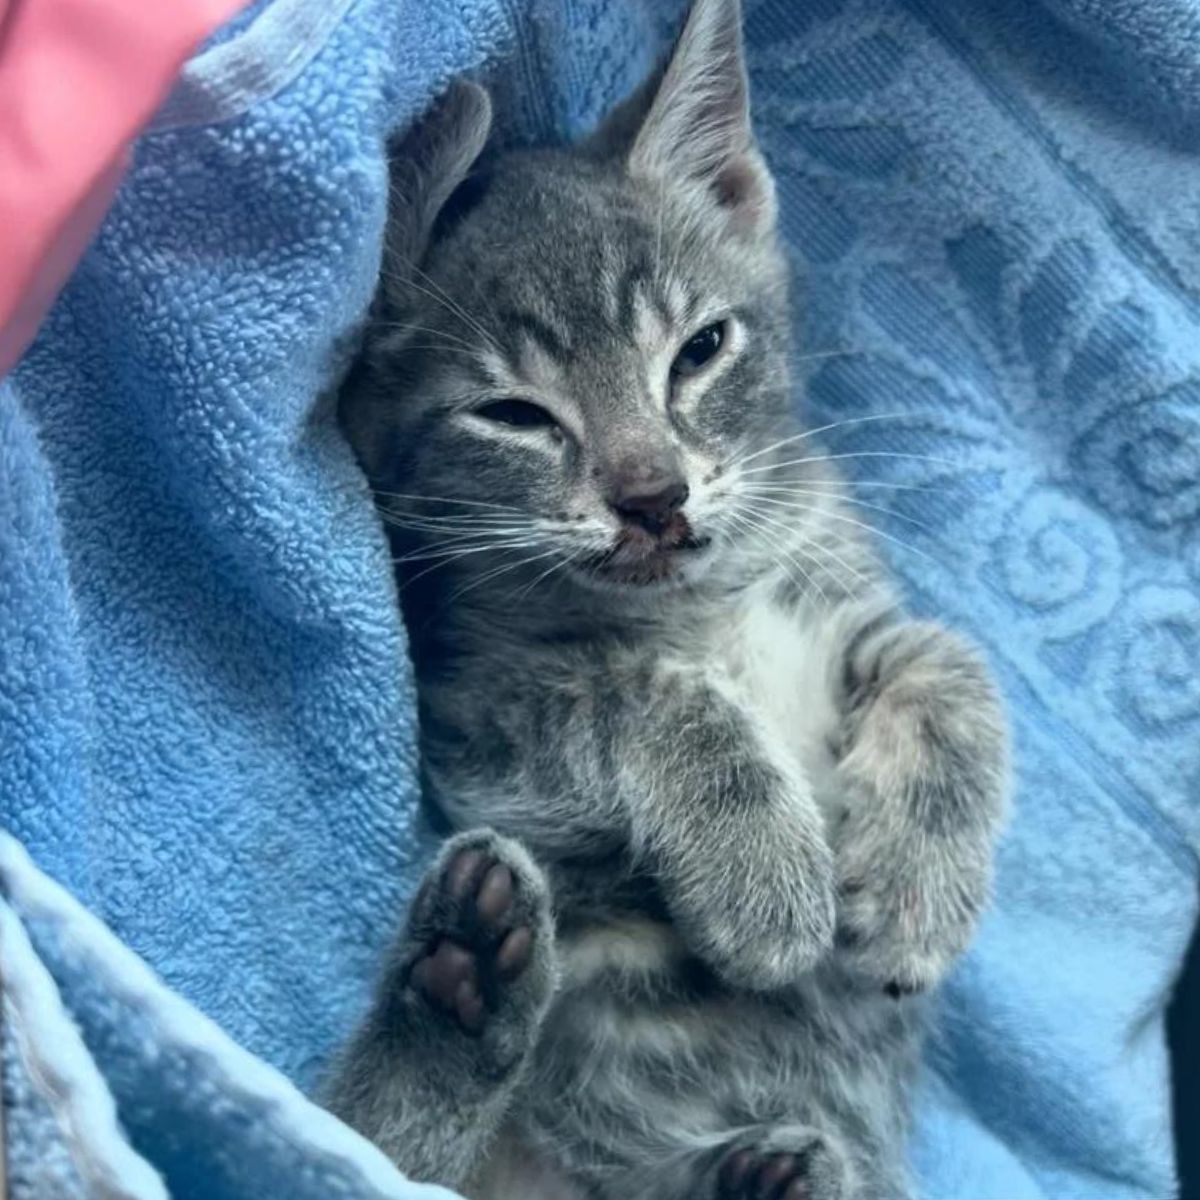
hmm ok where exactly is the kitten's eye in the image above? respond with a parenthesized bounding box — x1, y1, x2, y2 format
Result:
(474, 399, 558, 429)
(671, 321, 726, 379)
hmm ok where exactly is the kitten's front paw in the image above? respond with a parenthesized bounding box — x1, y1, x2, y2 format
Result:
(682, 829, 837, 991)
(401, 829, 558, 1074)
(834, 814, 989, 996)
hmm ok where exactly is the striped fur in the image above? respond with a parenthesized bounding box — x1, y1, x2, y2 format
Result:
(326, 2, 1008, 1196)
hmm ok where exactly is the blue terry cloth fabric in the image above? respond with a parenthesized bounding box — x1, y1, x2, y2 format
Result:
(0, 0, 646, 1194)
(730, 2, 1200, 1198)
(1, 0, 1197, 1197)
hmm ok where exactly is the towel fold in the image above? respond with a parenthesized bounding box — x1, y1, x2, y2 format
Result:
(1, 0, 1195, 1197)
(0, 0, 248, 374)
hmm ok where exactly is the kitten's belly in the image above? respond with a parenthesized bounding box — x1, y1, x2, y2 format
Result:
(472, 1137, 587, 1200)
(522, 921, 913, 1191)
(718, 595, 841, 810)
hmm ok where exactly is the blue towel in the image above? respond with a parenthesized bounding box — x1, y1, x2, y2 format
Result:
(1, 0, 1196, 1197)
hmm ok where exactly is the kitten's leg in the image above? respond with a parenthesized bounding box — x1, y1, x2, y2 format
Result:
(831, 618, 1008, 994)
(605, 1124, 857, 1200)
(713, 1127, 852, 1200)
(322, 829, 558, 1189)
(622, 674, 836, 991)
(426, 669, 835, 992)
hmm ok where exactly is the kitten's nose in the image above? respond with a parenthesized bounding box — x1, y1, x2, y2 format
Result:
(609, 473, 690, 534)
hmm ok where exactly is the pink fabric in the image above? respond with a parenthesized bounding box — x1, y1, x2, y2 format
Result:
(0, 0, 249, 376)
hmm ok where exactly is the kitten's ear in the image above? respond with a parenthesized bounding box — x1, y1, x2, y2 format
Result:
(382, 80, 493, 310)
(623, 0, 773, 235)
(583, 60, 668, 161)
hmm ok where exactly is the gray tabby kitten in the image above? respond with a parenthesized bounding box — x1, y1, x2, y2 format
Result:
(326, 0, 1008, 1196)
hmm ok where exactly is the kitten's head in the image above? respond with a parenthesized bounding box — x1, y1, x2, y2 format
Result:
(344, 0, 803, 602)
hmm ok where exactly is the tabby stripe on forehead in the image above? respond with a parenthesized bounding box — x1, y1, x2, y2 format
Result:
(614, 256, 652, 338)
(503, 309, 571, 363)
(616, 256, 677, 337)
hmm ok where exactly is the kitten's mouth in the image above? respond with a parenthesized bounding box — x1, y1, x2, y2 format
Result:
(578, 514, 713, 587)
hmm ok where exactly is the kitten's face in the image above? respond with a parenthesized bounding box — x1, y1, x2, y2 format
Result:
(344, 0, 799, 601)
(358, 156, 791, 593)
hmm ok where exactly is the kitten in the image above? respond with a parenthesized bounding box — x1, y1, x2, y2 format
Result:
(325, 0, 1008, 1196)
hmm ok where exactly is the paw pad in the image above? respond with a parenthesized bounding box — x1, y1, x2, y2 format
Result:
(718, 1147, 812, 1200)
(409, 849, 536, 1036)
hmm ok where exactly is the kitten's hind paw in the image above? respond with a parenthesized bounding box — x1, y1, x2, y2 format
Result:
(402, 829, 558, 1073)
(716, 1129, 849, 1200)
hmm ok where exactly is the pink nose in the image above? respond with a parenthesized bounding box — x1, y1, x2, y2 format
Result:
(608, 475, 690, 534)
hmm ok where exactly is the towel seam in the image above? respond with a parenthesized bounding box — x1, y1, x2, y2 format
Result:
(903, 0, 1200, 324)
(4, 999, 119, 1200)
(499, 0, 560, 139)
(0, 836, 434, 1200)
(0, 907, 166, 1200)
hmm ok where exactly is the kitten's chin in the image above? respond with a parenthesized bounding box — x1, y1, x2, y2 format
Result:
(567, 543, 719, 595)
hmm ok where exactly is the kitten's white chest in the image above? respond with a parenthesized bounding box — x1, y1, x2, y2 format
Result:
(718, 590, 841, 805)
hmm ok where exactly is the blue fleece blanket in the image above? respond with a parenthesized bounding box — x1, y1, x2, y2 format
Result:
(1, 0, 1196, 1196)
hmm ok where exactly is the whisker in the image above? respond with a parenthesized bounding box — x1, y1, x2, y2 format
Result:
(378, 515, 534, 540)
(402, 260, 500, 351)
(750, 496, 936, 564)
(377, 344, 486, 361)
(370, 491, 527, 515)
(769, 529, 841, 606)
(665, 204, 705, 303)
(727, 508, 836, 606)
(397, 538, 543, 587)
(729, 413, 910, 470)
(391, 535, 538, 565)
(382, 525, 528, 540)
(653, 174, 666, 294)
(390, 530, 490, 560)
(738, 451, 960, 477)
(789, 348, 863, 366)
(439, 544, 565, 610)
(778, 521, 869, 592)
(374, 321, 479, 352)
(510, 544, 585, 602)
(740, 486, 933, 533)
(410, 543, 567, 638)
(379, 511, 532, 531)
(740, 480, 933, 492)
(739, 505, 862, 598)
